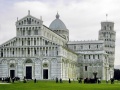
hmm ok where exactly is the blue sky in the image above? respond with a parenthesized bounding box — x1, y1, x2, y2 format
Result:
(0, 0, 120, 65)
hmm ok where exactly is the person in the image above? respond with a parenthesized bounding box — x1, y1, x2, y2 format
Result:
(60, 78, 62, 83)
(98, 78, 101, 84)
(69, 78, 71, 83)
(106, 80, 108, 83)
(56, 77, 58, 83)
(111, 78, 114, 84)
(78, 78, 82, 83)
(12, 77, 15, 83)
(8, 77, 10, 83)
(2, 78, 4, 82)
(23, 76, 27, 83)
(34, 78, 37, 83)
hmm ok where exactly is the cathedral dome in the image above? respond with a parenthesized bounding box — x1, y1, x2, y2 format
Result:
(49, 13, 67, 30)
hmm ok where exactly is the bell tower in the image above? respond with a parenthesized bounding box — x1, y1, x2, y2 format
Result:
(98, 21, 116, 78)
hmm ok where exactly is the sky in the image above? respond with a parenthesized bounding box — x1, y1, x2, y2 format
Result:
(0, 0, 120, 65)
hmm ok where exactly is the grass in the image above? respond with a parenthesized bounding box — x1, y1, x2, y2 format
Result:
(0, 80, 120, 90)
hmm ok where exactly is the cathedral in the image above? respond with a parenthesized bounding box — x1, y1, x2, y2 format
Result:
(0, 11, 116, 80)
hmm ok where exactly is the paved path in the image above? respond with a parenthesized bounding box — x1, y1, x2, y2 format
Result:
(0, 83, 10, 84)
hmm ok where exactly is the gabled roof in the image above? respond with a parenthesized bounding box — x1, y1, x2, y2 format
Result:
(16, 11, 43, 26)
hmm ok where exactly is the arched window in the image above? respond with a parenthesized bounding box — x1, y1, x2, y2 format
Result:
(85, 66, 87, 71)
(12, 50, 14, 55)
(81, 45, 83, 49)
(27, 39, 30, 45)
(22, 21, 23, 24)
(22, 40, 24, 46)
(45, 41, 48, 45)
(1, 49, 3, 57)
(24, 20, 26, 24)
(28, 30, 31, 35)
(34, 30, 38, 35)
(37, 22, 39, 24)
(84, 55, 86, 59)
(110, 26, 111, 30)
(97, 45, 99, 48)
(104, 26, 106, 30)
(23, 30, 25, 36)
(93, 55, 95, 59)
(34, 39, 36, 45)
(34, 48, 37, 55)
(27, 18, 31, 24)
(89, 55, 91, 59)
(89, 45, 91, 49)
(22, 49, 24, 55)
(28, 48, 30, 54)
(98, 55, 99, 59)
(74, 45, 76, 50)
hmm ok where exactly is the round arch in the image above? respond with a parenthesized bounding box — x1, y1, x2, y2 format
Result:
(25, 58, 33, 63)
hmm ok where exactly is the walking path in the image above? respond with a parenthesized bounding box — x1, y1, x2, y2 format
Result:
(0, 83, 11, 84)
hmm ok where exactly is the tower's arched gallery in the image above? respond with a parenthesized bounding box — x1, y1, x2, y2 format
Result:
(0, 11, 116, 80)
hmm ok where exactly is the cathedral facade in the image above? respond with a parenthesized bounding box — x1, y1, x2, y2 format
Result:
(0, 11, 115, 80)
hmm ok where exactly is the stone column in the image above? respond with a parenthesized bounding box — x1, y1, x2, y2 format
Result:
(32, 37, 34, 46)
(41, 47, 43, 56)
(19, 38, 21, 46)
(26, 48, 27, 57)
(4, 48, 6, 57)
(45, 47, 46, 56)
(36, 47, 37, 56)
(40, 38, 42, 45)
(47, 47, 50, 56)
(3, 48, 5, 57)
(17, 48, 18, 57)
(36, 37, 37, 45)
(39, 37, 40, 45)
(14, 48, 16, 57)
(26, 38, 28, 46)
(16, 48, 18, 57)
(33, 48, 34, 57)
(18, 48, 20, 57)
(29, 48, 32, 57)
(20, 48, 21, 57)
(54, 47, 56, 56)
(42, 39, 44, 45)
(21, 29, 23, 36)
(30, 38, 31, 46)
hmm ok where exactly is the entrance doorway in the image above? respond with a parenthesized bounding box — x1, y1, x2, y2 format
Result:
(26, 66, 32, 79)
(43, 69, 48, 79)
(10, 70, 15, 78)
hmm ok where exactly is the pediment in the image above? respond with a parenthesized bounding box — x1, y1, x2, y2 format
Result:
(16, 14, 43, 26)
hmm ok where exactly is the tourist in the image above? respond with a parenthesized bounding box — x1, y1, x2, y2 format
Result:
(69, 78, 71, 83)
(56, 77, 58, 83)
(60, 78, 62, 83)
(111, 78, 114, 84)
(98, 78, 101, 84)
(34, 78, 37, 83)
(2, 77, 4, 82)
(12, 77, 15, 83)
(78, 78, 82, 83)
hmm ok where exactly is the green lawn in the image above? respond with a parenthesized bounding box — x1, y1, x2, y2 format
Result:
(0, 80, 120, 90)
